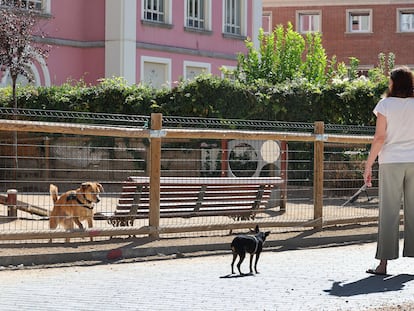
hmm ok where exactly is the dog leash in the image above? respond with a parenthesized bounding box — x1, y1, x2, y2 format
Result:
(341, 184, 371, 207)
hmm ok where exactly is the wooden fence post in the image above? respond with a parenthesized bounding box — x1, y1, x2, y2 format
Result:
(313, 121, 325, 230)
(7, 189, 17, 218)
(44, 136, 50, 180)
(149, 113, 162, 238)
(279, 141, 288, 212)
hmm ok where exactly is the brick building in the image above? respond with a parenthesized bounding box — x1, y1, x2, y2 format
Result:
(263, 0, 414, 69)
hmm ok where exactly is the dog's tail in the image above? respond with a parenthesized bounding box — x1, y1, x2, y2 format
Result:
(49, 184, 59, 203)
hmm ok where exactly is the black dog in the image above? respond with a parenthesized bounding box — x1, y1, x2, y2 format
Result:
(231, 225, 270, 275)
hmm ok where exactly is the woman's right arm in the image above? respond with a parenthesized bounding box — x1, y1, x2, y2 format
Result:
(363, 112, 386, 187)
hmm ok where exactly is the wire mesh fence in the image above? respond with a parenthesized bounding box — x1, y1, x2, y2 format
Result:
(0, 109, 377, 243)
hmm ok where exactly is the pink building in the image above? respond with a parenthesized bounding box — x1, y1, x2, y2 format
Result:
(0, 0, 263, 87)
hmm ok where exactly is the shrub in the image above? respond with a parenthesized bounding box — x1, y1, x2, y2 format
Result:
(0, 74, 388, 126)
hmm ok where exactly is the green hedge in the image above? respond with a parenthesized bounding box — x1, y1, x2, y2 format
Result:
(0, 75, 388, 126)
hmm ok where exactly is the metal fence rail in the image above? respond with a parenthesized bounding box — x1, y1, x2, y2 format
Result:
(0, 107, 375, 133)
(0, 112, 377, 243)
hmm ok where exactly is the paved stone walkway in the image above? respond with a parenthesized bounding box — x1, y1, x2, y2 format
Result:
(1, 240, 414, 310)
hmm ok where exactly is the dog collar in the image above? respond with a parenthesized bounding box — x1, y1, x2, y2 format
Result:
(67, 192, 94, 209)
(76, 197, 94, 210)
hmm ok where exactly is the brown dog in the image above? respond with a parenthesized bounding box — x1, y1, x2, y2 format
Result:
(49, 182, 104, 242)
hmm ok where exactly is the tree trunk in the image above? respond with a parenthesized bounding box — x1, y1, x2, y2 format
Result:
(12, 77, 17, 111)
(12, 77, 18, 184)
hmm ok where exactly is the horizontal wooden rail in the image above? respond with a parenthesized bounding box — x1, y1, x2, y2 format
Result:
(0, 119, 373, 143)
(0, 119, 148, 138)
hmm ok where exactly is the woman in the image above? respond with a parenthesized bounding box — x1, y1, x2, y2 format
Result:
(364, 66, 414, 275)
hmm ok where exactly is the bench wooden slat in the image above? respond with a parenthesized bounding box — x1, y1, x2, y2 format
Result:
(130, 176, 283, 184)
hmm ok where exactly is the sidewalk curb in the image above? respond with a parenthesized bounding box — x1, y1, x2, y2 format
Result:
(0, 242, 231, 268)
(0, 227, 378, 268)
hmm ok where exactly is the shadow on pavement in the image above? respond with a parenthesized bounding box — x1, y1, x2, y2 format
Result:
(324, 274, 414, 297)
(220, 273, 255, 279)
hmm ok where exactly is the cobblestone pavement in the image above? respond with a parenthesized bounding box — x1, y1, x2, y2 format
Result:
(1, 240, 414, 310)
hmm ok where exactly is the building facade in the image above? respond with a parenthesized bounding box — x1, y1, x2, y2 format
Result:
(0, 0, 262, 87)
(263, 0, 414, 70)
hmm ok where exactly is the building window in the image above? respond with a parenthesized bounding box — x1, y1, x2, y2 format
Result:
(223, 0, 246, 36)
(262, 11, 272, 34)
(0, 0, 43, 12)
(297, 11, 321, 33)
(346, 9, 372, 33)
(398, 9, 414, 32)
(143, 0, 170, 23)
(141, 56, 171, 89)
(184, 61, 210, 80)
(186, 0, 211, 30)
(221, 65, 236, 81)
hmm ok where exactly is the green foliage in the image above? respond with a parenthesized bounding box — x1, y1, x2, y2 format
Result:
(0, 22, 392, 127)
(302, 32, 327, 84)
(0, 77, 162, 115)
(324, 76, 386, 125)
(274, 23, 305, 82)
(368, 52, 395, 83)
(157, 74, 261, 120)
(236, 23, 332, 85)
(0, 72, 388, 126)
(348, 57, 360, 81)
(237, 23, 307, 84)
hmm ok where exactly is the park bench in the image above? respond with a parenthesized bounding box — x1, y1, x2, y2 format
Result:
(94, 176, 286, 227)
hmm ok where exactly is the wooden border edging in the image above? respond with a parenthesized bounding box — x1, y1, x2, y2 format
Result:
(0, 216, 383, 241)
(0, 220, 322, 241)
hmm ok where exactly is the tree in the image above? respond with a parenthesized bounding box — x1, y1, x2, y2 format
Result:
(236, 23, 331, 85)
(0, 3, 49, 179)
(0, 4, 49, 109)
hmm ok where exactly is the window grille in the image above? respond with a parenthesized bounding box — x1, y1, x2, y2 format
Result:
(299, 13, 320, 33)
(224, 0, 241, 35)
(187, 0, 205, 29)
(262, 12, 272, 34)
(401, 12, 414, 32)
(144, 0, 165, 23)
(349, 12, 370, 32)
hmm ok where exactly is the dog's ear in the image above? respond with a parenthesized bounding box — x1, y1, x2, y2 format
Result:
(96, 183, 104, 192)
(255, 224, 259, 233)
